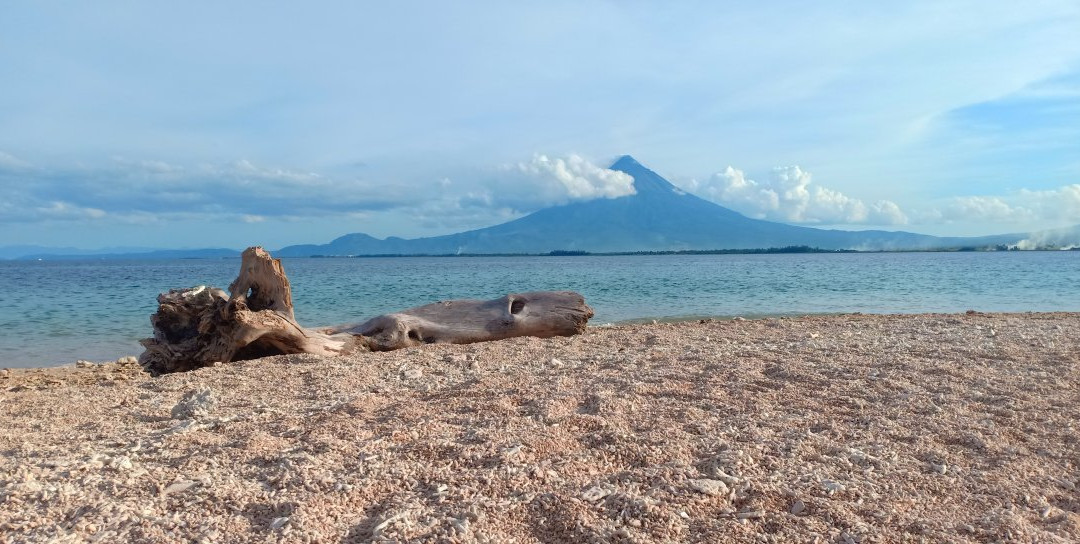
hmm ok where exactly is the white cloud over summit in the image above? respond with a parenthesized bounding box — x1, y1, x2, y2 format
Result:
(686, 166, 909, 226)
(513, 154, 636, 200)
(408, 154, 635, 231)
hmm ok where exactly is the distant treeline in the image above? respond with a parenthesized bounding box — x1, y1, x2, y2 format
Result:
(310, 246, 859, 258)
(304, 244, 1080, 258)
(548, 246, 857, 256)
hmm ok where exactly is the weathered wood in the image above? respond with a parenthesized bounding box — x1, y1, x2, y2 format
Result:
(325, 291, 593, 351)
(138, 248, 351, 375)
(138, 247, 593, 375)
(228, 246, 296, 321)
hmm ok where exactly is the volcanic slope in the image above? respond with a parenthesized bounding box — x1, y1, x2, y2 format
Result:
(278, 156, 1014, 255)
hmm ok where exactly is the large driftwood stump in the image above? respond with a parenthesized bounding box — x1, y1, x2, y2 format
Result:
(138, 247, 593, 375)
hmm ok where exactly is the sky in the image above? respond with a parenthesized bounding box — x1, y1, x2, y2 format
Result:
(2, 1, 1080, 250)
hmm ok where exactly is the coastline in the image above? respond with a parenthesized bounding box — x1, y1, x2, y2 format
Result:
(2, 312, 1078, 542)
(4, 250, 1079, 370)
(0, 313, 909, 370)
(0, 310, 1038, 371)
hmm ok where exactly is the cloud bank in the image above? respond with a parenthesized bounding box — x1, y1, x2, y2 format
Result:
(0, 156, 414, 225)
(686, 166, 909, 225)
(929, 185, 1080, 225)
(0, 153, 635, 232)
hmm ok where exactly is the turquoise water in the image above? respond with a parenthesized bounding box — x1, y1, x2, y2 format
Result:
(1, 251, 1078, 368)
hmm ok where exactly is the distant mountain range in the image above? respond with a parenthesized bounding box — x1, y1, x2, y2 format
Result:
(4, 155, 1077, 260)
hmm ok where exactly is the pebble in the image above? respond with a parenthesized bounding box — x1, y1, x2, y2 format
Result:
(162, 480, 198, 495)
(931, 462, 948, 475)
(790, 500, 806, 515)
(549, 358, 564, 367)
(821, 480, 845, 494)
(735, 510, 764, 520)
(372, 512, 406, 534)
(687, 478, 729, 497)
(581, 486, 612, 502)
(171, 387, 215, 420)
(111, 456, 134, 471)
(403, 368, 423, 380)
(270, 517, 289, 530)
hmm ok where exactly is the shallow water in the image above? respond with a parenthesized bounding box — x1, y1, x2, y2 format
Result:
(1, 251, 1077, 367)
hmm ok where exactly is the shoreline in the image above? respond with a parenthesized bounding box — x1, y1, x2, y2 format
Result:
(6, 309, 1070, 371)
(0, 312, 843, 370)
(6, 246, 1079, 261)
(3, 311, 1079, 542)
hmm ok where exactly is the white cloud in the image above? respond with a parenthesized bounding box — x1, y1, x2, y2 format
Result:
(931, 184, 1080, 224)
(400, 187, 523, 231)
(35, 201, 107, 220)
(514, 154, 636, 200)
(868, 200, 909, 226)
(937, 196, 1035, 223)
(686, 165, 908, 225)
(0, 151, 31, 170)
(227, 159, 323, 184)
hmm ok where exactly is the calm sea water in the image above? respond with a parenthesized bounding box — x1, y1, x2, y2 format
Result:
(1, 252, 1077, 368)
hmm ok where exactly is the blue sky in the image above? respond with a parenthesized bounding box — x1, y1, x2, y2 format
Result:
(2, 1, 1079, 249)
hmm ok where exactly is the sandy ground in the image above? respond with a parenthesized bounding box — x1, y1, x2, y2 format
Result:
(2, 312, 1079, 543)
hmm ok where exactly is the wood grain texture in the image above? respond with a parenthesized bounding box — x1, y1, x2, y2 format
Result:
(326, 291, 594, 351)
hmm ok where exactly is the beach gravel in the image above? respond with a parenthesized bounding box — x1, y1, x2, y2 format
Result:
(1, 312, 1078, 543)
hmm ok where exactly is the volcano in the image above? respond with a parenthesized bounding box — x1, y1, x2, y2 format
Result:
(277, 155, 1017, 256)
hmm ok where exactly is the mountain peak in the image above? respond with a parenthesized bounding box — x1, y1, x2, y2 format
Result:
(608, 154, 681, 195)
(610, 154, 642, 170)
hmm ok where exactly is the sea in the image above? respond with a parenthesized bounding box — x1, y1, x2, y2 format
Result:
(1, 251, 1078, 368)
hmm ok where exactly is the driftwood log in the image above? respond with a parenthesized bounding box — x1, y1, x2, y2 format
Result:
(138, 247, 594, 375)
